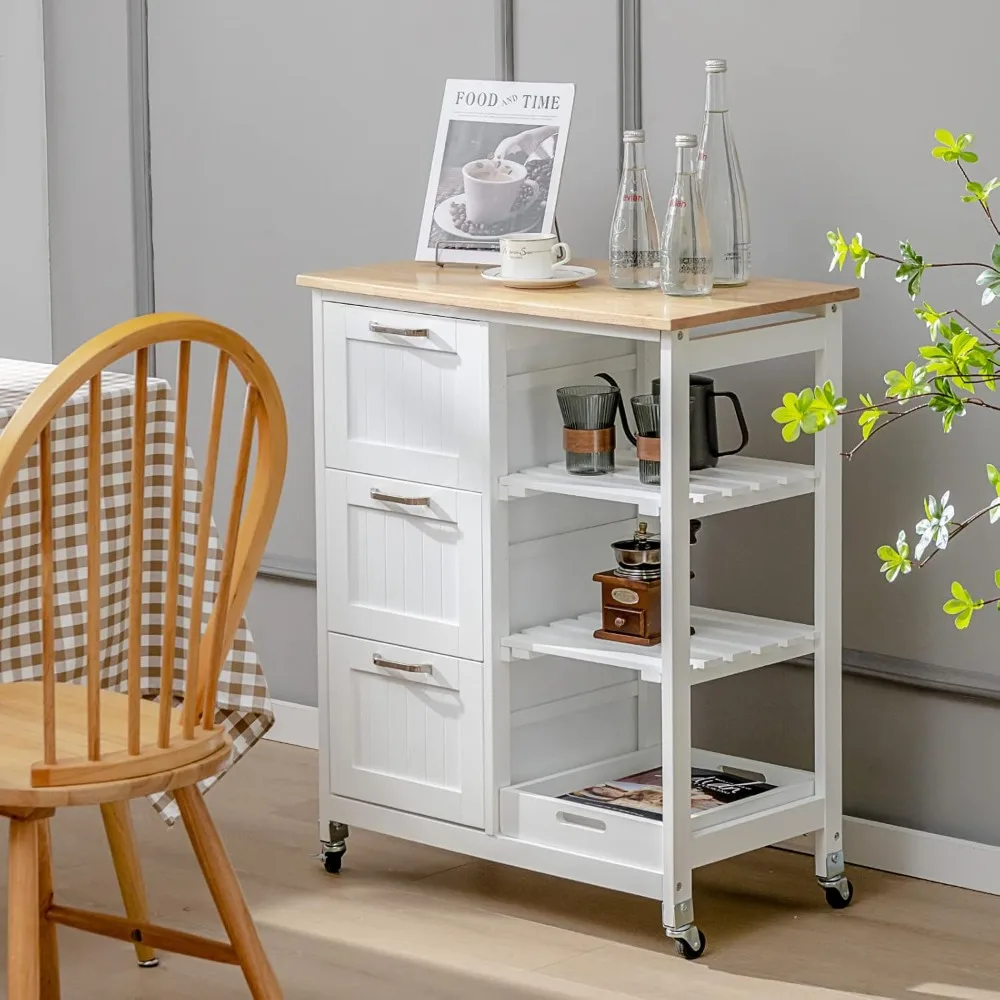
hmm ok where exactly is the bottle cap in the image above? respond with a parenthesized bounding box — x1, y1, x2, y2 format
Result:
(674, 134, 698, 147)
(623, 129, 645, 142)
(706, 58, 727, 73)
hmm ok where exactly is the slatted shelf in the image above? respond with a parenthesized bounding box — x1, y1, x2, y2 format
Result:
(499, 454, 817, 517)
(501, 607, 816, 684)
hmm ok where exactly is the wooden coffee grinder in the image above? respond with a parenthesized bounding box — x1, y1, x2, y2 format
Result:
(593, 520, 701, 645)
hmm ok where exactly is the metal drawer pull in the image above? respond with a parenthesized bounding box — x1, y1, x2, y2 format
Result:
(370, 489, 431, 506)
(372, 655, 432, 674)
(369, 321, 429, 338)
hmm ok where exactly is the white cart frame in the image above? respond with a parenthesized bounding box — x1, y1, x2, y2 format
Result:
(308, 273, 849, 956)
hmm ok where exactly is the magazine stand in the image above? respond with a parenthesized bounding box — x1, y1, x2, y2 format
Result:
(299, 261, 858, 959)
(432, 217, 563, 266)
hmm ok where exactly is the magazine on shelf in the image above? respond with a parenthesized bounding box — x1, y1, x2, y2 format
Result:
(559, 767, 776, 821)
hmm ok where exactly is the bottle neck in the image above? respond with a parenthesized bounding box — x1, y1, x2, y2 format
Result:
(705, 71, 727, 112)
(622, 140, 645, 171)
(675, 146, 695, 175)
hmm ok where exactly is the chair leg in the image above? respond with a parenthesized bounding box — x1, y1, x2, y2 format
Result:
(100, 801, 159, 968)
(8, 817, 41, 1000)
(175, 785, 282, 1000)
(38, 820, 61, 999)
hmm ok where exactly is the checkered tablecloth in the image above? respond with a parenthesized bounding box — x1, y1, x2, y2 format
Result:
(0, 358, 273, 822)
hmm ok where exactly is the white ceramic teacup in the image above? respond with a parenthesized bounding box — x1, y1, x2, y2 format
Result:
(499, 233, 573, 280)
(462, 158, 526, 224)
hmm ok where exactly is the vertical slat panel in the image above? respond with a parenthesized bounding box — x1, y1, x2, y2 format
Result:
(39, 425, 56, 765)
(158, 341, 191, 748)
(201, 384, 257, 729)
(183, 351, 228, 739)
(127, 347, 149, 756)
(87, 375, 102, 760)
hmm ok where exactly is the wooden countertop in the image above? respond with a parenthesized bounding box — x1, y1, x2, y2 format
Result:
(297, 260, 859, 332)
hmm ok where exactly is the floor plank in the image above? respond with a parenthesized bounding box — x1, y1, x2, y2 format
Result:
(1, 741, 999, 998)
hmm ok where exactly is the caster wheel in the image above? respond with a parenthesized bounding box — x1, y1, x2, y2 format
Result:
(674, 929, 706, 960)
(824, 879, 853, 909)
(323, 850, 345, 874)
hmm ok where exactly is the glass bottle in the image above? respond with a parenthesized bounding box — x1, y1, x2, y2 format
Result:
(609, 129, 660, 289)
(660, 135, 712, 297)
(698, 59, 750, 285)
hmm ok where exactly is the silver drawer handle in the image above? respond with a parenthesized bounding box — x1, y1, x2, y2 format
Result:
(370, 489, 431, 506)
(373, 655, 431, 674)
(369, 321, 429, 338)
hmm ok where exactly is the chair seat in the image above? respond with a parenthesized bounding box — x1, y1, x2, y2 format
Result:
(0, 682, 230, 809)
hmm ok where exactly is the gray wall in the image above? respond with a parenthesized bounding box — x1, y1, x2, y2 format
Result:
(43, 0, 136, 358)
(643, 1, 1000, 845)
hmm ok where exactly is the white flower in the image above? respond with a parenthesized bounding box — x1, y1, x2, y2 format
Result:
(915, 491, 954, 560)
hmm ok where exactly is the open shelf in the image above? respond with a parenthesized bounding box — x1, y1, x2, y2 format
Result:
(499, 747, 820, 873)
(501, 607, 815, 684)
(499, 454, 817, 517)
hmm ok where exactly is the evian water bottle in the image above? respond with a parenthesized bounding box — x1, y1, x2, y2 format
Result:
(698, 59, 750, 285)
(660, 135, 712, 297)
(609, 130, 660, 289)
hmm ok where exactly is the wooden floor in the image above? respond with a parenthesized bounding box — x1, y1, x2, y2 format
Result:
(2, 742, 1000, 999)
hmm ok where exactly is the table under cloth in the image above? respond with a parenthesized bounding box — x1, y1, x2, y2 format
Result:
(0, 358, 273, 821)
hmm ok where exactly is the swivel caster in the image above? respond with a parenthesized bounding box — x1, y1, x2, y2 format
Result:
(823, 877, 853, 909)
(323, 844, 346, 874)
(669, 926, 706, 960)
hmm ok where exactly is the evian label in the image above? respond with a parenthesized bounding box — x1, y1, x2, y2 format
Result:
(611, 587, 640, 605)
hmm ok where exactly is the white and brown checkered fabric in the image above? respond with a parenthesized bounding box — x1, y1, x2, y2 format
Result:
(0, 358, 273, 822)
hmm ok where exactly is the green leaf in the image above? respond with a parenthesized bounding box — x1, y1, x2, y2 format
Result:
(895, 240, 926, 299)
(992, 241, 1000, 271)
(994, 568, 1000, 590)
(928, 377, 966, 432)
(772, 389, 818, 442)
(988, 463, 1000, 488)
(977, 268, 1000, 306)
(857, 391, 886, 439)
(826, 229, 849, 273)
(914, 302, 947, 341)
(943, 580, 984, 629)
(848, 233, 872, 279)
(960, 151, 979, 164)
(934, 129, 956, 147)
(877, 531, 912, 583)
(884, 360, 929, 399)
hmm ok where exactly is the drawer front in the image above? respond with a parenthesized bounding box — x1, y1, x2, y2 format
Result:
(328, 633, 484, 828)
(326, 469, 483, 660)
(323, 302, 486, 490)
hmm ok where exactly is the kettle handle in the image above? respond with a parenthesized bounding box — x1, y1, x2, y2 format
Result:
(593, 372, 637, 446)
(711, 390, 750, 457)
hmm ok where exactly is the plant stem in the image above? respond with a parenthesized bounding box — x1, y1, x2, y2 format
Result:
(948, 309, 1000, 347)
(919, 500, 997, 568)
(867, 250, 992, 270)
(957, 161, 1000, 237)
(841, 402, 932, 459)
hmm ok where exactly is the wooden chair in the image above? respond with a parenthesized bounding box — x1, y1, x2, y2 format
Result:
(0, 314, 287, 998)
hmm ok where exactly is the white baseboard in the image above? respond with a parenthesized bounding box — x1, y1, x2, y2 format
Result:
(265, 699, 319, 751)
(779, 816, 1000, 896)
(265, 700, 1000, 896)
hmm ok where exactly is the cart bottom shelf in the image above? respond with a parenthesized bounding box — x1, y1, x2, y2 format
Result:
(499, 748, 824, 873)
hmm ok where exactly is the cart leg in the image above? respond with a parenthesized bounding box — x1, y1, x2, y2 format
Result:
(813, 305, 846, 892)
(659, 330, 703, 960)
(320, 821, 349, 874)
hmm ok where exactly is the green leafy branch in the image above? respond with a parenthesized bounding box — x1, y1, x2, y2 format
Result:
(778, 129, 1000, 630)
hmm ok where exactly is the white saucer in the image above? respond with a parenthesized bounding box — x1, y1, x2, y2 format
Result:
(481, 265, 597, 289)
(432, 179, 541, 240)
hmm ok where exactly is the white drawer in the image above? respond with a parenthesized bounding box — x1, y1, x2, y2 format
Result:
(325, 469, 483, 660)
(323, 302, 487, 490)
(327, 633, 484, 828)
